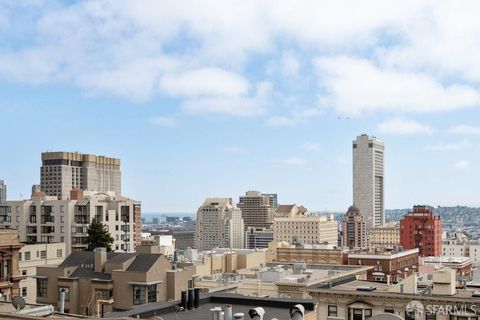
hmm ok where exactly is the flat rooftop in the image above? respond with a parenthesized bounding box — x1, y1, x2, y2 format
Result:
(104, 293, 315, 320)
(309, 279, 480, 302)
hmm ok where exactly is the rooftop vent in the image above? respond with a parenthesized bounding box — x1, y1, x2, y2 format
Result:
(356, 285, 377, 292)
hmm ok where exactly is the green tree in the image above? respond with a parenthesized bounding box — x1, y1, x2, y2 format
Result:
(86, 218, 114, 251)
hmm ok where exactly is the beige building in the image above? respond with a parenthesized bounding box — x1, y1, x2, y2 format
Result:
(370, 222, 400, 249)
(274, 204, 308, 218)
(309, 267, 479, 320)
(0, 228, 24, 300)
(19, 242, 66, 303)
(195, 198, 244, 251)
(273, 214, 338, 245)
(353, 134, 385, 230)
(193, 249, 266, 276)
(36, 247, 194, 315)
(2, 190, 141, 254)
(238, 191, 276, 228)
(41, 151, 121, 200)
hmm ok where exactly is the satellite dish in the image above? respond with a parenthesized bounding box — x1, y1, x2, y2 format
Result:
(12, 295, 26, 311)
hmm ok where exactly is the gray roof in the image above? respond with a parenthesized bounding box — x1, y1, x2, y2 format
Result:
(127, 253, 163, 272)
(107, 253, 137, 264)
(70, 267, 112, 280)
(58, 251, 121, 268)
(58, 251, 165, 279)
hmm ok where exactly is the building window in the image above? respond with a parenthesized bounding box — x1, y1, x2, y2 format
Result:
(40, 250, 47, 259)
(21, 287, 27, 297)
(37, 278, 48, 297)
(24, 252, 31, 261)
(56, 249, 63, 258)
(385, 309, 394, 314)
(22, 270, 27, 276)
(147, 284, 157, 303)
(349, 308, 372, 320)
(328, 305, 338, 317)
(96, 289, 112, 300)
(58, 287, 70, 301)
(133, 285, 146, 305)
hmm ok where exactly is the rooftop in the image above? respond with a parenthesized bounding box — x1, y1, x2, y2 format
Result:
(104, 293, 315, 320)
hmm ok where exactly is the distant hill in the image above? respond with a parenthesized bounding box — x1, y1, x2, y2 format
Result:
(386, 206, 480, 226)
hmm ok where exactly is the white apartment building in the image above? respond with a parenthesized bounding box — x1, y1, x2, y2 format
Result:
(18, 242, 66, 303)
(1, 190, 140, 254)
(273, 214, 338, 245)
(353, 134, 385, 230)
(442, 235, 480, 266)
(196, 198, 245, 251)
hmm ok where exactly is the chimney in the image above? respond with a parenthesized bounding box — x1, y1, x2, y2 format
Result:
(70, 188, 84, 200)
(94, 247, 107, 272)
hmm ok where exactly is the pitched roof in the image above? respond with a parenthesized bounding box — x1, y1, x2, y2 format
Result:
(58, 251, 121, 268)
(70, 267, 112, 280)
(127, 253, 163, 272)
(276, 204, 295, 212)
(58, 251, 165, 279)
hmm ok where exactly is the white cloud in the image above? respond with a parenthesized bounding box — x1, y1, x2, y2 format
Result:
(182, 81, 271, 117)
(314, 56, 480, 116)
(448, 125, 480, 135)
(377, 118, 433, 135)
(426, 140, 472, 152)
(150, 116, 177, 127)
(4, 1, 480, 118)
(160, 68, 249, 97)
(453, 160, 471, 170)
(282, 157, 306, 165)
(301, 142, 322, 152)
(267, 107, 323, 127)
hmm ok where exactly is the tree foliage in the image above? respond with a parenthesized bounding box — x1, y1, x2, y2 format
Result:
(86, 218, 114, 251)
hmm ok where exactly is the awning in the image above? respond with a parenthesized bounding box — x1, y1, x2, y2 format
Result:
(128, 280, 162, 286)
(372, 272, 384, 276)
(32, 275, 48, 279)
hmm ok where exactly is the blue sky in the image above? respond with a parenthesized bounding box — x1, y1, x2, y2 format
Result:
(1, 1, 480, 212)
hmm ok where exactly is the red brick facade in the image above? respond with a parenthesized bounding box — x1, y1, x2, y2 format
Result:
(400, 206, 442, 257)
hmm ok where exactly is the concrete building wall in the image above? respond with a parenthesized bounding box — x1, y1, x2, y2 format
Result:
(3, 192, 140, 255)
(41, 151, 121, 199)
(353, 134, 384, 230)
(19, 242, 66, 303)
(195, 198, 244, 251)
(273, 215, 338, 245)
(0, 179, 6, 203)
(370, 222, 400, 248)
(238, 191, 275, 228)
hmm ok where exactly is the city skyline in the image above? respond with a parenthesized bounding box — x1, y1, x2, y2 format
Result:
(1, 2, 480, 212)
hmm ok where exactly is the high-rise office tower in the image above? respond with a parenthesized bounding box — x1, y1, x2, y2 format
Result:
(352, 134, 385, 230)
(40, 151, 121, 199)
(195, 198, 244, 251)
(238, 191, 276, 228)
(342, 205, 367, 249)
(0, 180, 6, 202)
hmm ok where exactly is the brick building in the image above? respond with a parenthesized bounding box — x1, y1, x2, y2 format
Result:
(347, 248, 419, 283)
(400, 205, 442, 257)
(0, 228, 24, 299)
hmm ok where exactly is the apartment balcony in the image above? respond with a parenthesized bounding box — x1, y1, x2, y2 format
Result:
(40, 216, 55, 224)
